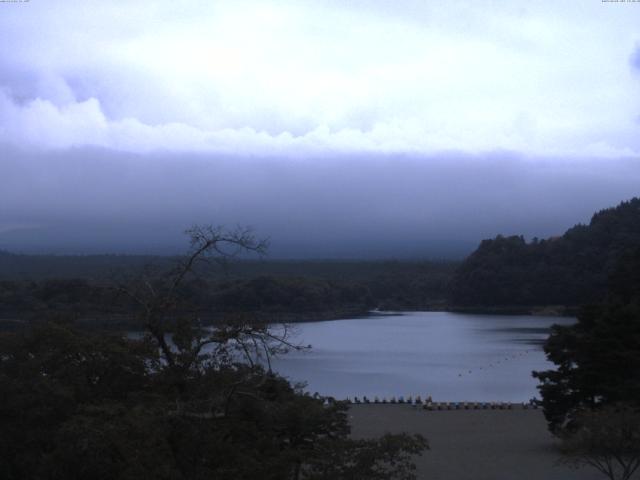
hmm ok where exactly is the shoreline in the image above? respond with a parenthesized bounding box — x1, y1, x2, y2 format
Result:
(346, 399, 540, 410)
(348, 404, 600, 480)
(446, 305, 579, 317)
(0, 305, 577, 333)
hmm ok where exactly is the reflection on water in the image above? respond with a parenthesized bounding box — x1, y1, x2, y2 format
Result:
(270, 311, 575, 402)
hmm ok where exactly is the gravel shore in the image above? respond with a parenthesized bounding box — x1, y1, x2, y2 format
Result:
(349, 404, 603, 480)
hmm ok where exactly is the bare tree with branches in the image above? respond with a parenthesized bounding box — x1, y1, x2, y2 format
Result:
(116, 225, 306, 409)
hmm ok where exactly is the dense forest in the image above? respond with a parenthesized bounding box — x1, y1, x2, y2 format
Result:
(450, 198, 640, 309)
(0, 252, 455, 329)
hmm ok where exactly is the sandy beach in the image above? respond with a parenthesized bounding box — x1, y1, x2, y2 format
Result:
(349, 405, 604, 480)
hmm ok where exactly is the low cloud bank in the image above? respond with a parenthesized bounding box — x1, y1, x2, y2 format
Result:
(1, 148, 638, 258)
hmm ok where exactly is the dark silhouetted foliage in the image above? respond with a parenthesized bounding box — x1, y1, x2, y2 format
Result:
(0, 260, 455, 328)
(0, 322, 426, 480)
(0, 226, 428, 479)
(533, 245, 640, 433)
(451, 198, 640, 307)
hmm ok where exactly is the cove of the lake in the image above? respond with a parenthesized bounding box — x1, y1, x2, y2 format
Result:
(270, 311, 575, 403)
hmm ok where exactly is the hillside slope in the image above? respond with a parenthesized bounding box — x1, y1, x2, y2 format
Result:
(450, 198, 640, 307)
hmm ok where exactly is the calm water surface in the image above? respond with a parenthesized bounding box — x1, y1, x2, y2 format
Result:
(270, 311, 575, 402)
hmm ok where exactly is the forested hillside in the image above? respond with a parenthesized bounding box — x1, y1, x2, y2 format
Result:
(450, 198, 640, 308)
(0, 255, 455, 328)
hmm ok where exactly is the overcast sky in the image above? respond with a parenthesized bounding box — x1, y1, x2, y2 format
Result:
(1, 1, 639, 257)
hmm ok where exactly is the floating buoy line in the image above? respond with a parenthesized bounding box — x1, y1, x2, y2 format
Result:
(317, 347, 541, 410)
(456, 349, 533, 378)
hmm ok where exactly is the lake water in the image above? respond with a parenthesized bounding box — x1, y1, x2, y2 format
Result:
(270, 311, 575, 403)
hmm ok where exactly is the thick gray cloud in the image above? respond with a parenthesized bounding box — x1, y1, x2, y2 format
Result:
(1, 1, 640, 156)
(1, 147, 638, 258)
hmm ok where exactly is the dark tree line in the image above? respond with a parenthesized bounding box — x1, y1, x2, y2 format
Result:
(0, 260, 454, 328)
(0, 275, 374, 328)
(450, 198, 640, 308)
